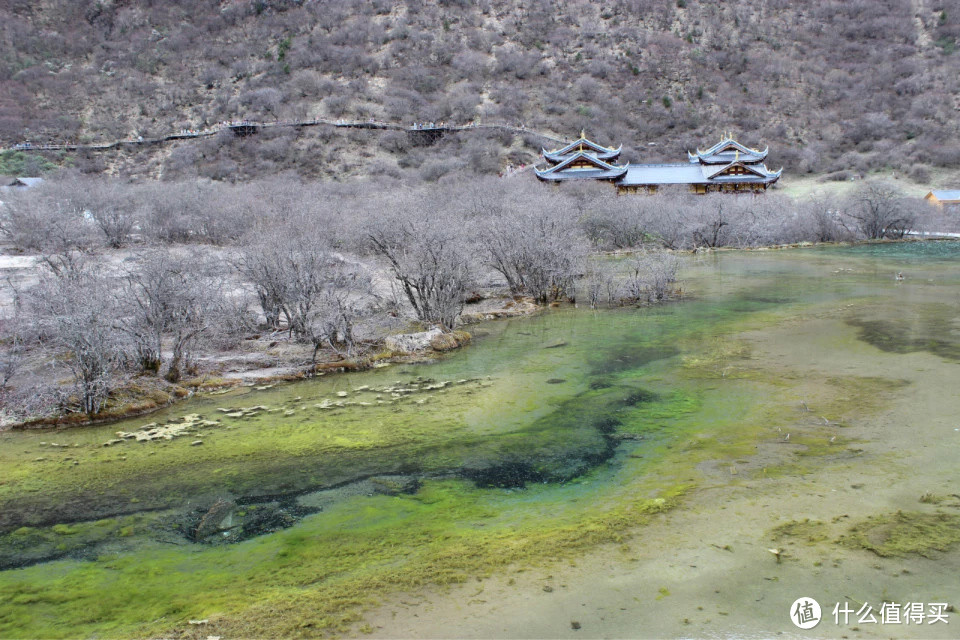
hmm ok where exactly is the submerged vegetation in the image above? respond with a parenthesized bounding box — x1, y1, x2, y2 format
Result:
(0, 242, 958, 637)
(839, 512, 960, 558)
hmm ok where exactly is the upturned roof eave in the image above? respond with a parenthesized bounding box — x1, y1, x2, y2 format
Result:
(537, 150, 627, 174)
(543, 147, 622, 162)
(543, 139, 621, 157)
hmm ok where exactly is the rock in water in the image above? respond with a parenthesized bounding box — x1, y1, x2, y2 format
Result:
(194, 498, 236, 541)
(370, 475, 421, 496)
(384, 327, 445, 353)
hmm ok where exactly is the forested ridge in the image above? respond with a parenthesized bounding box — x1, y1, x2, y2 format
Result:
(2, 0, 959, 181)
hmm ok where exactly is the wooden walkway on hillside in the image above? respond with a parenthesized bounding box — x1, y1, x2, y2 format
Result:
(1, 119, 566, 153)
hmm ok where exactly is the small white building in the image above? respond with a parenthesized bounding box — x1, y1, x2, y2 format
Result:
(924, 190, 960, 207)
(0, 176, 43, 191)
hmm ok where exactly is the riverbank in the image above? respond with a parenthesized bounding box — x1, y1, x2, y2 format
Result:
(2, 238, 947, 432)
(0, 290, 539, 432)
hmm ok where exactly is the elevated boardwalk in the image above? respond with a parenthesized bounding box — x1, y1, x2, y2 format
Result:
(1, 119, 566, 153)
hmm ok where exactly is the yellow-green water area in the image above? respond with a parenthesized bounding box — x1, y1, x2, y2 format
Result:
(2, 241, 959, 638)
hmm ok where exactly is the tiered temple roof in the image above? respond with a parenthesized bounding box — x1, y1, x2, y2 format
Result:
(688, 133, 768, 165)
(541, 130, 622, 162)
(535, 131, 782, 193)
(535, 132, 627, 181)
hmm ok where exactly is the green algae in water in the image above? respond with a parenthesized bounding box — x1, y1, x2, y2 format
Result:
(770, 519, 830, 545)
(838, 512, 960, 558)
(2, 242, 959, 638)
(0, 478, 691, 639)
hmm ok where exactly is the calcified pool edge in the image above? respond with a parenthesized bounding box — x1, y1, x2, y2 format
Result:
(1, 242, 959, 638)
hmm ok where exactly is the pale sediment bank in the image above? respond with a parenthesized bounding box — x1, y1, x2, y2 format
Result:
(362, 311, 960, 640)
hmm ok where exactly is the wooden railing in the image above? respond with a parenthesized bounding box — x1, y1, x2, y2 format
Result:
(1, 118, 566, 153)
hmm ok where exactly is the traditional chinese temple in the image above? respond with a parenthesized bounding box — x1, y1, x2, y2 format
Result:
(533, 132, 627, 183)
(535, 132, 782, 194)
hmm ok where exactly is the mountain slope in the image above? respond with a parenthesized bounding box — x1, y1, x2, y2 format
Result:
(1, 0, 958, 181)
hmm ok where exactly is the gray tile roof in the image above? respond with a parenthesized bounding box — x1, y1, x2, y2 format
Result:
(0, 176, 43, 188)
(619, 163, 706, 185)
(535, 133, 782, 188)
(689, 150, 766, 164)
(690, 138, 768, 164)
(618, 162, 781, 186)
(536, 168, 628, 181)
(542, 135, 621, 162)
(703, 161, 778, 180)
(535, 151, 627, 181)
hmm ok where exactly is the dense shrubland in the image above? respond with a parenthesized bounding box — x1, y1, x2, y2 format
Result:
(1, 0, 959, 181)
(0, 174, 946, 423)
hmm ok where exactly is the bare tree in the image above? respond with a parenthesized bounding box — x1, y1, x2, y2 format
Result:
(0, 180, 101, 275)
(640, 191, 696, 250)
(236, 233, 288, 330)
(302, 264, 373, 361)
(117, 249, 217, 381)
(238, 207, 332, 335)
(624, 250, 681, 302)
(843, 182, 916, 239)
(796, 197, 851, 243)
(690, 196, 732, 248)
(368, 211, 471, 330)
(236, 196, 374, 357)
(29, 268, 122, 415)
(80, 179, 139, 248)
(567, 182, 649, 250)
(0, 309, 25, 393)
(581, 259, 619, 309)
(478, 208, 587, 304)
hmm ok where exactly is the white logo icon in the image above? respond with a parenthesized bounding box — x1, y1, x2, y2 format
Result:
(790, 597, 822, 629)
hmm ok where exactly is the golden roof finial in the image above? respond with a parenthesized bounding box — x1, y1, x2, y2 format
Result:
(580, 129, 586, 139)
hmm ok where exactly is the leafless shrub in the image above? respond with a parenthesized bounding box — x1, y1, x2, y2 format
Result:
(239, 87, 284, 119)
(137, 181, 252, 245)
(76, 179, 140, 248)
(622, 250, 680, 302)
(0, 180, 100, 253)
(581, 260, 620, 309)
(367, 206, 471, 330)
(639, 191, 697, 250)
(479, 208, 587, 304)
(301, 264, 374, 360)
(236, 197, 373, 356)
(0, 297, 26, 393)
(27, 267, 122, 415)
(116, 248, 220, 381)
(794, 198, 851, 242)
(842, 182, 917, 239)
(576, 187, 650, 250)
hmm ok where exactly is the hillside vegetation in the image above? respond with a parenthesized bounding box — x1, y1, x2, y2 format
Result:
(1, 0, 959, 182)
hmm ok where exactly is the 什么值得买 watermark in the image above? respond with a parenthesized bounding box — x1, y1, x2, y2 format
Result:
(790, 597, 950, 629)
